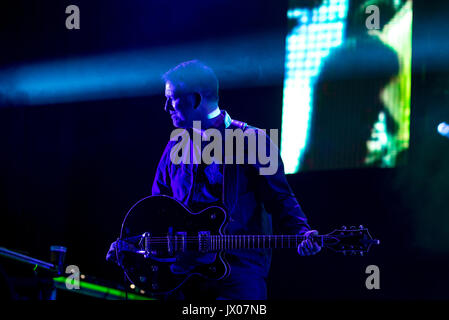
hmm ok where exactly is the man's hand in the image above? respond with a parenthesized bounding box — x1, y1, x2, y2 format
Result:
(105, 239, 138, 266)
(297, 230, 322, 256)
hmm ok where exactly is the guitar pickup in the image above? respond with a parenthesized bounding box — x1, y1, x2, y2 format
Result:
(176, 231, 187, 252)
(198, 231, 211, 253)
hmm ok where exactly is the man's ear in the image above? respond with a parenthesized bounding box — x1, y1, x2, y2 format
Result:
(193, 93, 202, 109)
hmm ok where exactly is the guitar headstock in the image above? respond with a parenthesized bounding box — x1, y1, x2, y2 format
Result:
(322, 226, 379, 256)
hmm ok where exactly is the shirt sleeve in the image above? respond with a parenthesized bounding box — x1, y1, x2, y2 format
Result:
(151, 141, 173, 196)
(254, 129, 312, 235)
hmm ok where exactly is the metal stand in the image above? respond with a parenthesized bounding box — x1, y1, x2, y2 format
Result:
(0, 246, 65, 300)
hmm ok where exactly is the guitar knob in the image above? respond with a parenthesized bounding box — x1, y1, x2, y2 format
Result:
(210, 213, 216, 220)
(209, 266, 216, 272)
(151, 265, 158, 272)
(359, 251, 364, 257)
(152, 283, 159, 290)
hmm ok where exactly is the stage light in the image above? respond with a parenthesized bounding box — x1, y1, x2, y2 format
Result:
(437, 122, 449, 138)
(0, 33, 285, 107)
(53, 276, 153, 300)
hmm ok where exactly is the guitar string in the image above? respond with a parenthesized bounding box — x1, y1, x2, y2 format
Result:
(127, 236, 331, 241)
(126, 235, 342, 250)
(125, 235, 340, 250)
(137, 235, 329, 239)
(131, 237, 324, 243)
(129, 236, 330, 241)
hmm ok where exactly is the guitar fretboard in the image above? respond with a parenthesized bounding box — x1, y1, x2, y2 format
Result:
(139, 234, 325, 251)
(208, 235, 322, 250)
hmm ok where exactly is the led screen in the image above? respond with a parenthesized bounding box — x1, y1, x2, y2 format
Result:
(281, 0, 412, 172)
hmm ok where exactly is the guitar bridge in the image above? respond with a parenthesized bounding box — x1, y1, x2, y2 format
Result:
(142, 232, 152, 258)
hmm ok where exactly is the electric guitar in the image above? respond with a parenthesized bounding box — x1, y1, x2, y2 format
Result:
(117, 195, 379, 294)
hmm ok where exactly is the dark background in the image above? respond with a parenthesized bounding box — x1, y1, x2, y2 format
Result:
(0, 0, 448, 299)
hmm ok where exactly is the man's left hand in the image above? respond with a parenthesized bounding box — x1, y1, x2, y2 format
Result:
(297, 230, 322, 256)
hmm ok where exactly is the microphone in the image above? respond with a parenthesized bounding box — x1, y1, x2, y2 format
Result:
(437, 122, 449, 139)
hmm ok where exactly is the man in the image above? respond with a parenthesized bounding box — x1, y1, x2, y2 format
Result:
(107, 60, 321, 299)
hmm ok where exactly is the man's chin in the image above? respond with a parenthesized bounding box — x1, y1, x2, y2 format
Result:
(172, 119, 187, 128)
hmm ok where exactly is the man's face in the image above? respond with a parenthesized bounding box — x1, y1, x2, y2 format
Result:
(164, 81, 197, 128)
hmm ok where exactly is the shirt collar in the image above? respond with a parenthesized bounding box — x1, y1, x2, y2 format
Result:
(207, 107, 221, 119)
(208, 109, 232, 129)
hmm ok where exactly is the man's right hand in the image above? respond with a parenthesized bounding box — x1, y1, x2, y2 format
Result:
(105, 239, 138, 267)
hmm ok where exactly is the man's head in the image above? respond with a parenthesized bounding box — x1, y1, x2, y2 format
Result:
(163, 60, 219, 128)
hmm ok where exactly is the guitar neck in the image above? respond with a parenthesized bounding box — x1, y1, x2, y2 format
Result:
(135, 227, 377, 256)
(208, 234, 322, 250)
(134, 233, 327, 254)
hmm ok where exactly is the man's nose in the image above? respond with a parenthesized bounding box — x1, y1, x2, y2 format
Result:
(164, 98, 173, 112)
(164, 98, 169, 112)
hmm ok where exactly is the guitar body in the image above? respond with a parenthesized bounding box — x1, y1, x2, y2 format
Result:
(119, 195, 230, 294)
(117, 195, 379, 295)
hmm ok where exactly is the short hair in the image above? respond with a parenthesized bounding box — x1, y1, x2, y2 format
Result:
(162, 60, 219, 102)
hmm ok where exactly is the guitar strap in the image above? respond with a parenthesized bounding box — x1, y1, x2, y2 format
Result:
(220, 113, 250, 217)
(230, 119, 248, 131)
(223, 108, 248, 131)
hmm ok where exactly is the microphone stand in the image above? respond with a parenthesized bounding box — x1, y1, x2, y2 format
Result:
(0, 246, 65, 300)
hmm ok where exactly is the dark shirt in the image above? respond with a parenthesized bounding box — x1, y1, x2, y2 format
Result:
(151, 110, 311, 277)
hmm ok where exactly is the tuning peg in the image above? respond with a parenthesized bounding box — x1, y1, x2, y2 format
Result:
(341, 226, 347, 230)
(350, 226, 356, 230)
(359, 225, 364, 229)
